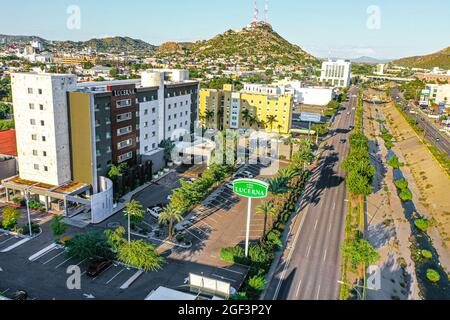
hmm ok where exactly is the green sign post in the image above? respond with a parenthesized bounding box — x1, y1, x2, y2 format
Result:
(233, 179, 269, 257)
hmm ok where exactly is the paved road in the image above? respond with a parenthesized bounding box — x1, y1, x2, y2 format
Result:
(391, 88, 450, 156)
(265, 86, 358, 300)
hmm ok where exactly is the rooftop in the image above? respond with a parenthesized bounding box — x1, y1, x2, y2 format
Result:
(0, 129, 17, 157)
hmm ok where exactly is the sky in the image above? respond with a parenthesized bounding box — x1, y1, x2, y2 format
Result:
(0, 0, 449, 59)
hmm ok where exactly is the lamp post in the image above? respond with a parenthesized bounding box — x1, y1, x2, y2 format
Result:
(24, 187, 32, 237)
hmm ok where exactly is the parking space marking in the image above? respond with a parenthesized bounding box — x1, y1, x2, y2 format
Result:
(212, 274, 238, 283)
(29, 243, 58, 261)
(217, 267, 245, 275)
(91, 264, 114, 281)
(120, 270, 144, 289)
(105, 268, 126, 285)
(54, 256, 75, 269)
(0, 237, 16, 245)
(43, 251, 65, 265)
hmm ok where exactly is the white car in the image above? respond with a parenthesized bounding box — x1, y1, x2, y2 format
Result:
(147, 207, 163, 219)
(167, 195, 173, 201)
(225, 183, 234, 190)
(240, 171, 255, 178)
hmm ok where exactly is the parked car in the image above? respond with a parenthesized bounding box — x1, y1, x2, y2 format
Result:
(86, 259, 112, 277)
(225, 183, 234, 190)
(13, 290, 28, 300)
(240, 171, 255, 178)
(147, 206, 163, 219)
(339, 139, 347, 144)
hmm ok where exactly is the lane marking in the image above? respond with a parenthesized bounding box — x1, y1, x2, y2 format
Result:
(323, 249, 328, 262)
(295, 280, 303, 297)
(316, 284, 321, 300)
(306, 245, 312, 258)
(54, 257, 74, 269)
(314, 220, 319, 231)
(29, 243, 58, 261)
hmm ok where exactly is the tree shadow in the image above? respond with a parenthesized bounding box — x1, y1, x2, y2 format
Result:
(368, 140, 387, 194)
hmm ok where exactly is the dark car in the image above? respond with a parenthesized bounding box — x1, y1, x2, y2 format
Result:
(86, 259, 112, 277)
(13, 290, 28, 300)
(339, 139, 347, 144)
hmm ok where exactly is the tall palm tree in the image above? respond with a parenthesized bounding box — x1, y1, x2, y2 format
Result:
(277, 124, 283, 135)
(266, 115, 277, 133)
(158, 205, 183, 240)
(124, 200, 145, 243)
(242, 109, 251, 127)
(205, 110, 214, 128)
(249, 115, 257, 129)
(256, 201, 277, 239)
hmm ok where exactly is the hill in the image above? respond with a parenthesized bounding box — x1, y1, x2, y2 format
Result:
(154, 41, 193, 57)
(393, 46, 450, 70)
(53, 37, 156, 55)
(157, 24, 318, 67)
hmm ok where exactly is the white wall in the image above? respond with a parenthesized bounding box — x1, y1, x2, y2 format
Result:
(165, 94, 192, 141)
(11, 73, 76, 186)
(138, 100, 160, 154)
(297, 87, 333, 106)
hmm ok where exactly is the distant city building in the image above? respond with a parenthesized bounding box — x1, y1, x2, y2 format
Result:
(199, 84, 293, 134)
(320, 59, 352, 88)
(415, 72, 450, 84)
(420, 84, 450, 109)
(375, 64, 386, 75)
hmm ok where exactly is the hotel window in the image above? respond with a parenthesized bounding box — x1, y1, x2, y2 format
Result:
(40, 120, 45, 126)
(28, 88, 33, 94)
(42, 136, 46, 142)
(32, 134, 37, 141)
(144, 134, 149, 140)
(118, 152, 133, 163)
(96, 150, 101, 157)
(152, 108, 156, 113)
(152, 120, 156, 125)
(34, 164, 39, 170)
(152, 143, 156, 149)
(38, 89, 42, 95)
(116, 99, 132, 108)
(144, 109, 148, 115)
(29, 103, 34, 109)
(144, 122, 149, 128)
(39, 104, 44, 110)
(152, 131, 156, 137)
(44, 166, 48, 172)
(117, 126, 132, 136)
(144, 146, 149, 152)
(168, 104, 171, 110)
(117, 112, 132, 122)
(168, 126, 171, 132)
(174, 103, 177, 108)
(32, 150, 38, 156)
(30, 119, 36, 125)
(107, 147, 112, 153)
(118, 139, 133, 150)
(106, 132, 111, 139)
(43, 151, 47, 157)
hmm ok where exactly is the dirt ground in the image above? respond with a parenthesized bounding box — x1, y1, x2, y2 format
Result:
(364, 100, 421, 300)
(377, 100, 450, 273)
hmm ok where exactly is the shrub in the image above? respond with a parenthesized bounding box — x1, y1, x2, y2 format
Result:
(248, 244, 270, 265)
(1, 206, 21, 230)
(387, 156, 402, 169)
(21, 222, 40, 235)
(421, 250, 432, 259)
(50, 216, 67, 237)
(399, 189, 413, 202)
(426, 269, 440, 283)
(394, 179, 409, 190)
(12, 197, 25, 206)
(267, 230, 282, 249)
(220, 246, 248, 264)
(414, 218, 430, 232)
(248, 275, 266, 291)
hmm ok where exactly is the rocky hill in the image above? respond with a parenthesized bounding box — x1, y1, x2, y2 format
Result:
(393, 46, 450, 70)
(156, 24, 318, 67)
(153, 41, 193, 57)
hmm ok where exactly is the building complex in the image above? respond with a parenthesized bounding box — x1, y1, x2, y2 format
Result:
(2, 70, 199, 223)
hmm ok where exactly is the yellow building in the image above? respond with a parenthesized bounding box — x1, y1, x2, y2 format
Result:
(199, 85, 293, 135)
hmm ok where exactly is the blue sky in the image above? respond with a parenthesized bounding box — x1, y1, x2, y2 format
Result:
(0, 0, 449, 59)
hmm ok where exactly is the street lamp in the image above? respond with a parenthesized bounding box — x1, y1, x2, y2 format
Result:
(24, 187, 33, 237)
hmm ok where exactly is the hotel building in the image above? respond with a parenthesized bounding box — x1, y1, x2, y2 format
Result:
(320, 59, 352, 88)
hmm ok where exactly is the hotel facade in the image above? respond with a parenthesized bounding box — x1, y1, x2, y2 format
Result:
(3, 70, 199, 223)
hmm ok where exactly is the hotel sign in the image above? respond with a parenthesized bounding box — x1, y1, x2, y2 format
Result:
(110, 88, 137, 97)
(233, 179, 269, 199)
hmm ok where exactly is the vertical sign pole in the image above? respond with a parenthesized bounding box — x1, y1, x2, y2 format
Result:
(245, 197, 252, 257)
(308, 121, 312, 139)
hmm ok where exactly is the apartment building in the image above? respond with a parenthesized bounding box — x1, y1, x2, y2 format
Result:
(420, 84, 450, 110)
(320, 59, 352, 88)
(199, 84, 293, 135)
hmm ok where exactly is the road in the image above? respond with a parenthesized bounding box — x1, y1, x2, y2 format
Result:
(264, 86, 358, 300)
(391, 87, 450, 156)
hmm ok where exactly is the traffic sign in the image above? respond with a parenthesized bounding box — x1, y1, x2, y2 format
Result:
(233, 179, 269, 199)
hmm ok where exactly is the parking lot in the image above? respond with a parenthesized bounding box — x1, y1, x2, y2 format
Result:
(28, 244, 144, 290)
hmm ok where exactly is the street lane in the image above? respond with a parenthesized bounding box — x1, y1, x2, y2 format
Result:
(266, 86, 358, 300)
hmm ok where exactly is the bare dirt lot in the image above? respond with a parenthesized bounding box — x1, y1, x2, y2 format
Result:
(379, 100, 450, 272)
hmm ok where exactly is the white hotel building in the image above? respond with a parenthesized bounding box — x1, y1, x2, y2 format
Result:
(320, 59, 352, 88)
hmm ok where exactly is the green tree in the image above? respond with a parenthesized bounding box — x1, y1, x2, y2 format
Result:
(66, 231, 113, 260)
(125, 200, 145, 225)
(1, 206, 21, 230)
(159, 205, 183, 240)
(242, 109, 251, 127)
(104, 226, 127, 250)
(159, 139, 175, 165)
(256, 202, 277, 238)
(117, 240, 164, 271)
(50, 215, 67, 237)
(341, 239, 380, 270)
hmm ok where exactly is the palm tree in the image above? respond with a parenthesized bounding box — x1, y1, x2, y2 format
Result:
(158, 205, 183, 240)
(256, 201, 277, 239)
(266, 115, 277, 133)
(278, 167, 302, 182)
(277, 124, 283, 135)
(124, 200, 145, 243)
(205, 110, 214, 128)
(292, 139, 315, 170)
(249, 115, 257, 129)
(242, 109, 251, 127)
